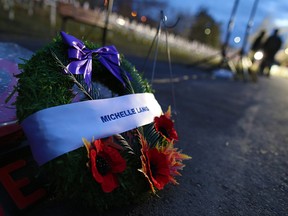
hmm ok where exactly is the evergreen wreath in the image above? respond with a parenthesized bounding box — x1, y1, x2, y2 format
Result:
(15, 32, 191, 211)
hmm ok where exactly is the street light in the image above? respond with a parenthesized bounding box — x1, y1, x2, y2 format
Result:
(254, 51, 263, 61)
(131, 11, 137, 17)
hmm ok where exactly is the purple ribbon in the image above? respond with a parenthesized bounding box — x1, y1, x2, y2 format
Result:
(60, 31, 126, 88)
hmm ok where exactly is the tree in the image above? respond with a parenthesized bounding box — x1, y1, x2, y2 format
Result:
(188, 8, 221, 48)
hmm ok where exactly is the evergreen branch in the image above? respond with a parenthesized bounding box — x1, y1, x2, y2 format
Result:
(122, 70, 135, 94)
(143, 123, 161, 148)
(51, 50, 95, 100)
(114, 134, 135, 155)
(5, 86, 17, 103)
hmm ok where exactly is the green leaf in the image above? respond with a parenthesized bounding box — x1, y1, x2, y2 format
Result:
(114, 134, 135, 155)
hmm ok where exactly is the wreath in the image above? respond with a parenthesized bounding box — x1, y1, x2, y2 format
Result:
(15, 32, 191, 211)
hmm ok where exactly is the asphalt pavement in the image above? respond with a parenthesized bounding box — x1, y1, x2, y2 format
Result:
(1, 37, 288, 216)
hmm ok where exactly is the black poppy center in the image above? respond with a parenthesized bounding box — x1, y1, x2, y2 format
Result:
(159, 126, 169, 138)
(96, 156, 111, 175)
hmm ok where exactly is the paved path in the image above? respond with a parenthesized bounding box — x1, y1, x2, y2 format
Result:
(145, 73, 288, 216)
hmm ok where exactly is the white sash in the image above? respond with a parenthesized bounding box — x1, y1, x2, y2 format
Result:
(22, 93, 162, 165)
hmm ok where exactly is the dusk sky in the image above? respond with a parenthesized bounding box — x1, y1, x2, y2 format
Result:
(166, 0, 288, 47)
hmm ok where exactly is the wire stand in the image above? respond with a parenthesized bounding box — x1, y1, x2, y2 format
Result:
(189, 0, 259, 83)
(235, 0, 259, 82)
(186, 0, 239, 69)
(142, 11, 180, 121)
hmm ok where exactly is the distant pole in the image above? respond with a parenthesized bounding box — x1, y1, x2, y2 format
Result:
(240, 0, 259, 56)
(102, 0, 114, 46)
(50, 0, 57, 27)
(6, 0, 15, 20)
(221, 0, 240, 61)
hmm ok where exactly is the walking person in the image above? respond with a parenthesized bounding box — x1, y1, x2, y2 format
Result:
(249, 30, 265, 63)
(259, 28, 282, 76)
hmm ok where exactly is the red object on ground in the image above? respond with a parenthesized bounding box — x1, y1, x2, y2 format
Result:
(0, 160, 46, 209)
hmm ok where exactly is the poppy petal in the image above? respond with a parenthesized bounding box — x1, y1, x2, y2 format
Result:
(101, 173, 119, 193)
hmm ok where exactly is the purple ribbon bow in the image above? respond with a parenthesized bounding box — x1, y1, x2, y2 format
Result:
(60, 31, 126, 88)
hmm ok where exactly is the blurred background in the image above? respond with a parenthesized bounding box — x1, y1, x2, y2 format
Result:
(0, 0, 288, 67)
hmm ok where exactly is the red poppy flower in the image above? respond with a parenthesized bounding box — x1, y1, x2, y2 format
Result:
(154, 107, 178, 142)
(139, 134, 169, 191)
(138, 134, 191, 191)
(146, 148, 170, 190)
(83, 137, 126, 193)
